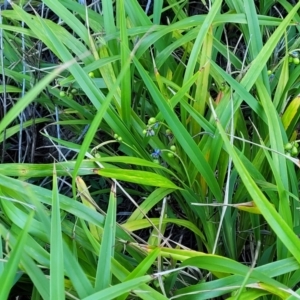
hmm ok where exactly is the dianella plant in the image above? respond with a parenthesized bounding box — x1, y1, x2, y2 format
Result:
(0, 0, 300, 299)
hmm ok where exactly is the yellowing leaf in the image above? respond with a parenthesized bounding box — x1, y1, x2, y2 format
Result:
(76, 176, 100, 240)
(236, 201, 274, 214)
(282, 95, 300, 130)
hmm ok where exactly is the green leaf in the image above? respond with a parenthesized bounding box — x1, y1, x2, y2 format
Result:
(0, 211, 34, 300)
(123, 218, 206, 241)
(212, 105, 300, 264)
(95, 183, 117, 291)
(182, 256, 293, 298)
(83, 275, 153, 300)
(50, 164, 65, 300)
(133, 56, 222, 200)
(94, 168, 180, 189)
(117, 248, 160, 300)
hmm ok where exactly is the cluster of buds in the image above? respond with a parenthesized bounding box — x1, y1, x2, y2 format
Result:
(285, 141, 299, 157)
(143, 117, 177, 163)
(143, 117, 159, 137)
(289, 51, 300, 65)
(151, 145, 177, 163)
(59, 88, 77, 99)
(113, 134, 123, 142)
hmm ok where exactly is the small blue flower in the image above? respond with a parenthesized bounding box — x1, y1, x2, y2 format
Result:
(153, 122, 160, 129)
(291, 51, 299, 58)
(146, 128, 155, 137)
(151, 149, 161, 159)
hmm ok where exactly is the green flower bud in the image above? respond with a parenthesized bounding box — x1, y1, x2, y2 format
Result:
(88, 72, 95, 78)
(291, 146, 298, 156)
(113, 134, 118, 139)
(166, 129, 172, 135)
(59, 91, 65, 97)
(167, 152, 174, 158)
(293, 57, 300, 65)
(148, 117, 157, 125)
(170, 145, 176, 152)
(284, 143, 293, 150)
(267, 70, 272, 75)
(71, 88, 77, 94)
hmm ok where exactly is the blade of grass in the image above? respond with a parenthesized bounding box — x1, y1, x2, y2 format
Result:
(0, 118, 50, 143)
(282, 95, 300, 138)
(133, 56, 222, 201)
(127, 188, 173, 221)
(255, 80, 292, 262)
(191, 26, 213, 137)
(181, 255, 293, 297)
(210, 101, 300, 264)
(0, 211, 34, 300)
(153, 0, 163, 24)
(0, 64, 72, 135)
(6, 6, 90, 62)
(32, 11, 116, 198)
(103, 0, 117, 36)
(117, 248, 160, 300)
(76, 176, 100, 240)
(211, 1, 300, 133)
(94, 168, 180, 189)
(241, 2, 300, 91)
(117, 0, 131, 126)
(244, 0, 270, 92)
(123, 218, 206, 241)
(183, 0, 222, 82)
(175, 256, 300, 299)
(62, 239, 94, 298)
(95, 182, 117, 291)
(125, 0, 151, 26)
(84, 275, 154, 300)
(0, 226, 50, 300)
(0, 236, 3, 276)
(40, 0, 90, 46)
(50, 163, 65, 300)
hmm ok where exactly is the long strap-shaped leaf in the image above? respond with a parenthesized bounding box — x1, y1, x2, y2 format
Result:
(133, 56, 222, 202)
(95, 182, 117, 291)
(0, 211, 34, 300)
(210, 102, 300, 264)
(50, 164, 64, 299)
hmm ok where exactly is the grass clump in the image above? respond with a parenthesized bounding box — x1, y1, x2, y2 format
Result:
(1, 0, 300, 299)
